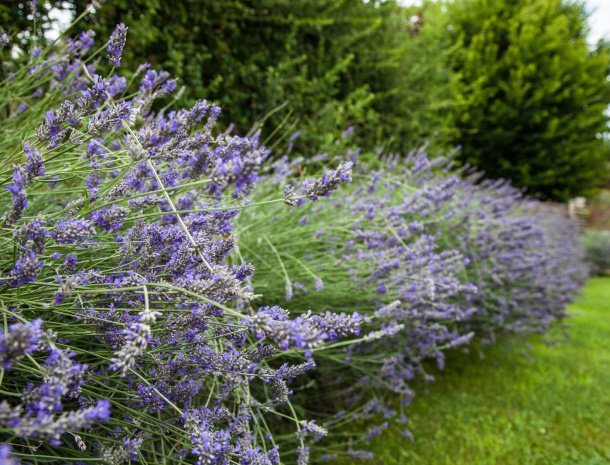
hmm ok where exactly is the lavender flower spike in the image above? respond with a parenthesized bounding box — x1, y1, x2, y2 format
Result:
(110, 307, 160, 375)
(0, 319, 43, 369)
(24, 142, 45, 182)
(5, 165, 28, 225)
(283, 184, 298, 206)
(107, 23, 128, 67)
(283, 162, 353, 206)
(88, 101, 131, 135)
(304, 161, 353, 201)
(9, 249, 44, 286)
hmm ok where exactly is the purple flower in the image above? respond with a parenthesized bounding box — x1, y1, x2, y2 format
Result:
(302, 161, 353, 201)
(0, 445, 19, 465)
(296, 446, 310, 465)
(245, 307, 361, 355)
(13, 217, 48, 253)
(209, 135, 266, 197)
(62, 254, 78, 274)
(110, 308, 159, 375)
(54, 275, 79, 305)
(90, 205, 129, 233)
(139, 69, 176, 96)
(88, 101, 131, 135)
(267, 361, 316, 386)
(2, 397, 110, 446)
(67, 30, 95, 56)
(107, 24, 128, 67)
(24, 142, 45, 181)
(0, 319, 43, 369)
(9, 249, 43, 286)
(268, 447, 280, 465)
(283, 162, 353, 206)
(107, 75, 127, 97)
(86, 170, 102, 196)
(5, 165, 28, 225)
(53, 218, 96, 244)
(77, 75, 107, 115)
(342, 126, 355, 138)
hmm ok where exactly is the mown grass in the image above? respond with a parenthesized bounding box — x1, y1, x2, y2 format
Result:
(368, 277, 610, 465)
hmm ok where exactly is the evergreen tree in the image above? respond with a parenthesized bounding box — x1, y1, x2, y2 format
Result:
(445, 0, 610, 200)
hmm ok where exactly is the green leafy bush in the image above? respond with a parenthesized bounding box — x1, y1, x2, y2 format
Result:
(582, 229, 610, 275)
(7, 0, 609, 199)
(59, 0, 456, 154)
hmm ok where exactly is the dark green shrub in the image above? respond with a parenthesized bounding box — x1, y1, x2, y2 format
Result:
(444, 0, 610, 200)
(582, 229, 610, 275)
(61, 0, 455, 154)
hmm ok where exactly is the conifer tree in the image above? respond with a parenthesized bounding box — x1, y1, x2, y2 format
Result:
(445, 0, 610, 200)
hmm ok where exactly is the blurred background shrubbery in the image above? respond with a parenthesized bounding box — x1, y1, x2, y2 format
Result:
(582, 229, 610, 275)
(3, 0, 608, 201)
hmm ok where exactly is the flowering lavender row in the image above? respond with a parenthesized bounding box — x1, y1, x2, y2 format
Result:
(0, 12, 587, 465)
(0, 21, 359, 464)
(236, 143, 587, 461)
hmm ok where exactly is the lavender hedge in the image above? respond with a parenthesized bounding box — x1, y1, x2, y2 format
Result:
(235, 145, 587, 462)
(0, 16, 586, 465)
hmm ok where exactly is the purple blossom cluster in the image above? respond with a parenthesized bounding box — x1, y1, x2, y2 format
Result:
(107, 23, 128, 67)
(0, 22, 364, 465)
(245, 306, 361, 355)
(0, 319, 43, 369)
(243, 145, 587, 460)
(5, 165, 29, 226)
(449, 174, 588, 340)
(283, 161, 353, 206)
(0, 322, 110, 446)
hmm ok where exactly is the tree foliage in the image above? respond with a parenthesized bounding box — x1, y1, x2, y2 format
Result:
(64, 0, 455, 154)
(0, 1, 64, 41)
(445, 0, 610, 200)
(3, 0, 608, 199)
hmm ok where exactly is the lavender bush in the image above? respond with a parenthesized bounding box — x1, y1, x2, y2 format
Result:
(0, 17, 361, 464)
(235, 144, 587, 461)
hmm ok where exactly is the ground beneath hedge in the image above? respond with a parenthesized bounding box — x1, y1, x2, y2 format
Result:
(370, 277, 610, 465)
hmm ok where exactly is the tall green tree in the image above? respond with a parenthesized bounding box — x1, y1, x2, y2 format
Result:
(445, 0, 610, 200)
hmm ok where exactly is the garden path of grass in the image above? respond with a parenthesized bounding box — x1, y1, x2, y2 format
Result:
(369, 277, 610, 465)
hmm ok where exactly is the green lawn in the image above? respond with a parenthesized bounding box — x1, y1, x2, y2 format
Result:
(369, 277, 610, 465)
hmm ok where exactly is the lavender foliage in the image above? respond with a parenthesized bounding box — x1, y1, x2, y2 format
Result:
(237, 144, 587, 461)
(0, 22, 361, 465)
